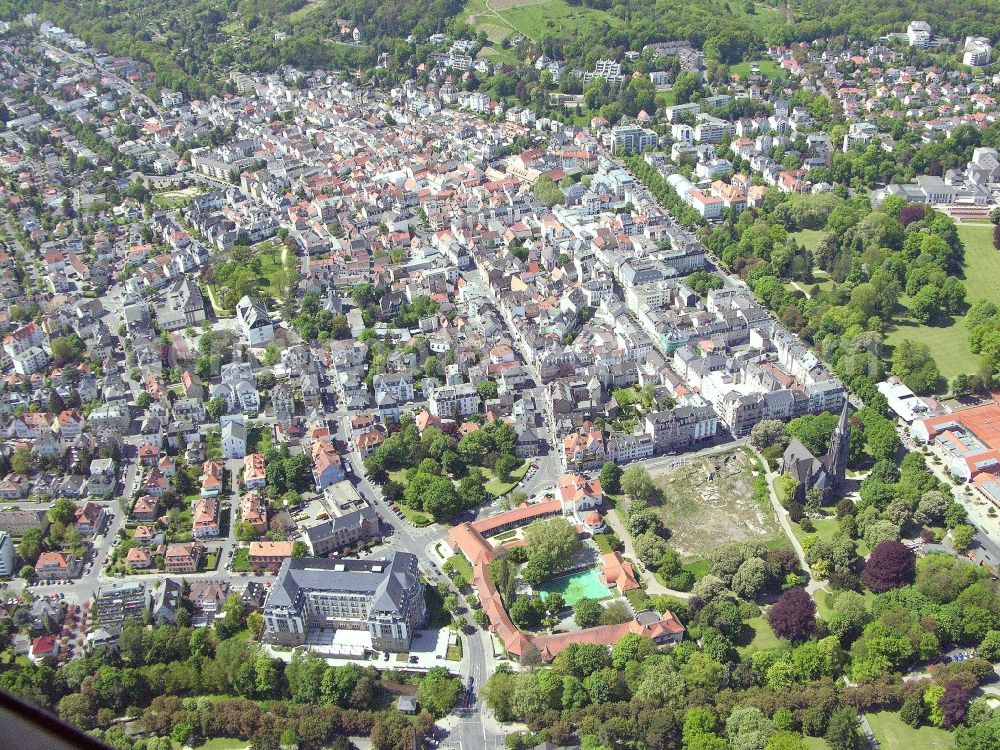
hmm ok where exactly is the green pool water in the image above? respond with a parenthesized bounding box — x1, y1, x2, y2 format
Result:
(538, 568, 612, 606)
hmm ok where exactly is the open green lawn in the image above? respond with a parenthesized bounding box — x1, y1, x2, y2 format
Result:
(252, 243, 294, 301)
(866, 711, 954, 750)
(789, 228, 827, 253)
(738, 615, 781, 653)
(484, 461, 529, 496)
(194, 739, 252, 750)
(446, 553, 473, 580)
(152, 187, 202, 209)
(461, 0, 623, 42)
(886, 223, 1000, 384)
(729, 58, 786, 80)
(398, 504, 434, 527)
(232, 547, 249, 572)
(288, 0, 324, 23)
(646, 448, 782, 562)
(802, 738, 830, 750)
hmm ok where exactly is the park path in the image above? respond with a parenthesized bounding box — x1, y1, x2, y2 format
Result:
(606, 508, 692, 600)
(750, 447, 815, 582)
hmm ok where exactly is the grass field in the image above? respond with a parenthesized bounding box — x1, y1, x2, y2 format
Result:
(866, 711, 955, 750)
(738, 615, 781, 653)
(446, 553, 473, 580)
(645, 448, 782, 562)
(789, 228, 827, 253)
(288, 0, 324, 23)
(484, 461, 529, 496)
(729, 58, 786, 80)
(152, 186, 202, 209)
(461, 0, 620, 41)
(802, 738, 830, 750)
(885, 224, 1000, 384)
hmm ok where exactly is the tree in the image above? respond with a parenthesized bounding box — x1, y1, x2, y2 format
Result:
(370, 711, 415, 750)
(600, 461, 623, 495)
(291, 540, 308, 557)
(523, 517, 582, 584)
(476, 379, 498, 401)
(768, 587, 816, 642)
(750, 419, 788, 450)
(48, 498, 76, 526)
(416, 667, 461, 718)
(19, 565, 34, 579)
(599, 601, 633, 626)
(495, 454, 521, 482)
(206, 397, 227, 420)
(17, 529, 42, 565)
(621, 465, 656, 502)
(939, 680, 974, 728)
(891, 339, 944, 395)
(951, 524, 976, 552)
(10, 446, 32, 475)
(673, 70, 703, 104)
(731, 557, 769, 600)
(827, 591, 870, 640)
(726, 706, 776, 750)
(234, 521, 259, 542)
(574, 597, 603, 628)
(824, 707, 861, 750)
(861, 541, 916, 593)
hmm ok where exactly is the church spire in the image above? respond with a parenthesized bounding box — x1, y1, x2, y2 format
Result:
(825, 400, 850, 496)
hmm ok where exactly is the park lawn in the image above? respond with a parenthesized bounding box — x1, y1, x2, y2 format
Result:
(447, 640, 463, 661)
(254, 246, 293, 300)
(885, 223, 1000, 384)
(866, 711, 954, 750)
(646, 448, 783, 562)
(958, 223, 1000, 308)
(500, 0, 622, 40)
(194, 739, 252, 750)
(287, 0, 323, 23)
(789, 228, 827, 253)
(655, 90, 677, 108)
(738, 615, 782, 653)
(681, 559, 711, 580)
(885, 314, 977, 384)
(483, 461, 529, 496)
(399, 504, 434, 527)
(729, 58, 786, 80)
(802, 738, 830, 750)
(151, 188, 201, 209)
(446, 553, 473, 581)
(232, 547, 249, 572)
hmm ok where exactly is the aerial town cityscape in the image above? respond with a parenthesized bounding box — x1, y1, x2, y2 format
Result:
(5, 2, 1000, 749)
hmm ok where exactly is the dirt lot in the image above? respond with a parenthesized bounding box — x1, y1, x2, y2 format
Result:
(643, 448, 782, 562)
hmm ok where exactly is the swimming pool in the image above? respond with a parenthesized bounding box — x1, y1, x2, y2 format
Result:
(538, 568, 613, 606)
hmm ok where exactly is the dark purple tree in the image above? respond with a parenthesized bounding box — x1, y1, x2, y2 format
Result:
(939, 680, 974, 728)
(768, 586, 816, 642)
(861, 541, 916, 593)
(994, 224, 1000, 251)
(898, 204, 926, 227)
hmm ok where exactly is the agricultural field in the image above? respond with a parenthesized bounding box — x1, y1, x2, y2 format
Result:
(645, 449, 783, 562)
(885, 223, 1000, 382)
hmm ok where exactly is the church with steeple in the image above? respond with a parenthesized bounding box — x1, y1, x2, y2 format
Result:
(781, 402, 851, 502)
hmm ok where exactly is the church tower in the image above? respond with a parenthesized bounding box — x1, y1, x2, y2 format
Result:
(823, 400, 851, 497)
